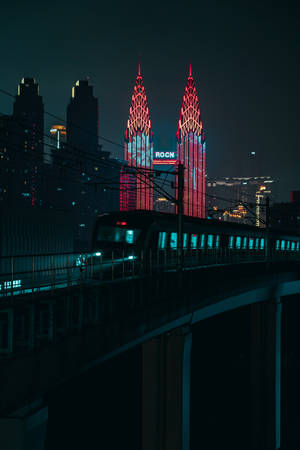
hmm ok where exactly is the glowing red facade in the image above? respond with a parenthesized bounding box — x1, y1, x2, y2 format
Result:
(176, 65, 206, 218)
(121, 64, 153, 211)
(120, 166, 137, 211)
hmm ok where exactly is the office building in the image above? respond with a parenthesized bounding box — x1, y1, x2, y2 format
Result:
(13, 77, 44, 155)
(67, 79, 99, 157)
(176, 65, 206, 218)
(121, 64, 154, 211)
(12, 77, 44, 206)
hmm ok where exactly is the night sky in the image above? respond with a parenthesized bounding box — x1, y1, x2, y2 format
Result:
(1, 0, 299, 200)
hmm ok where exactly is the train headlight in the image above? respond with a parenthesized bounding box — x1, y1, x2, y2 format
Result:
(94, 252, 102, 257)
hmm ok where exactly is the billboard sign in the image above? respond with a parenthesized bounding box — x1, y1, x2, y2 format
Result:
(153, 151, 177, 165)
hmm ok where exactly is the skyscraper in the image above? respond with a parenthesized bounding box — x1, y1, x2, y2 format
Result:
(121, 64, 154, 211)
(13, 77, 44, 156)
(176, 65, 206, 218)
(67, 79, 99, 156)
(13, 77, 44, 206)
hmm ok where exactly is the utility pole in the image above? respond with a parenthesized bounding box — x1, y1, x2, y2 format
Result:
(177, 162, 184, 271)
(265, 196, 270, 230)
(265, 196, 270, 262)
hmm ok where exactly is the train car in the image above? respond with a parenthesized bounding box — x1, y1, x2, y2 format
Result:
(91, 210, 263, 252)
(90, 211, 300, 266)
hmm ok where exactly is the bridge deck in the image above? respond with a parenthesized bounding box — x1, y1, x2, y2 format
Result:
(0, 260, 300, 415)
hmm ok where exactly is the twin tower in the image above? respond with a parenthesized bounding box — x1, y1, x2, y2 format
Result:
(120, 64, 206, 218)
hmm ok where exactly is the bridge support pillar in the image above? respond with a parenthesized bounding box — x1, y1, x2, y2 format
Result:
(251, 297, 282, 449)
(0, 401, 48, 450)
(142, 326, 192, 450)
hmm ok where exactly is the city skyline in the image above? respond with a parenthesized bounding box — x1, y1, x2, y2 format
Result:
(0, 68, 288, 214)
(1, 2, 299, 202)
(0, 64, 294, 203)
(1, 3, 300, 450)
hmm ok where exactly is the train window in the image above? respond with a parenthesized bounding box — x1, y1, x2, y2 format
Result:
(207, 234, 213, 249)
(297, 242, 300, 251)
(249, 238, 254, 250)
(260, 238, 265, 249)
(183, 233, 188, 249)
(97, 225, 141, 244)
(199, 234, 205, 249)
(291, 241, 296, 251)
(236, 236, 241, 249)
(255, 238, 260, 249)
(276, 240, 280, 250)
(281, 240, 285, 251)
(215, 235, 220, 248)
(191, 234, 197, 249)
(158, 232, 167, 249)
(229, 236, 234, 249)
(242, 237, 248, 249)
(170, 232, 177, 249)
(286, 241, 290, 250)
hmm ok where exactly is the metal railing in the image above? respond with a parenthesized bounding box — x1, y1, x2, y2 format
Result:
(0, 248, 300, 356)
(0, 247, 300, 298)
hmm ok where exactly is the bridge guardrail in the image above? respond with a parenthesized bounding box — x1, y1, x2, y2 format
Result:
(0, 248, 299, 298)
(0, 249, 300, 357)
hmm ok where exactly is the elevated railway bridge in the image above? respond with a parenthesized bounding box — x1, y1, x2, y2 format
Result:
(0, 248, 300, 449)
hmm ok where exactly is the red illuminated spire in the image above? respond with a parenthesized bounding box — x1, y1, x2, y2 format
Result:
(176, 66, 206, 218)
(177, 65, 202, 139)
(126, 63, 152, 138)
(122, 65, 154, 212)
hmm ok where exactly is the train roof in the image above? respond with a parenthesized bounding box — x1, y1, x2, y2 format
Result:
(96, 210, 261, 232)
(95, 210, 300, 239)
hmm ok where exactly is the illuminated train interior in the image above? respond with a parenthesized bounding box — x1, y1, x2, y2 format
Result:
(91, 211, 300, 256)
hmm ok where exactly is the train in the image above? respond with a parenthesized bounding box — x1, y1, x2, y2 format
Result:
(1, 209, 299, 296)
(91, 210, 300, 258)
